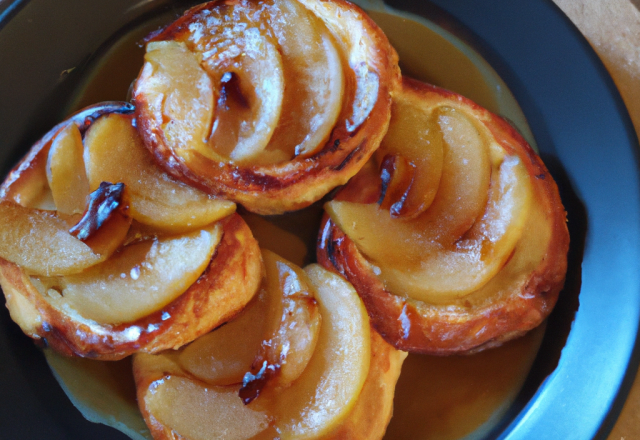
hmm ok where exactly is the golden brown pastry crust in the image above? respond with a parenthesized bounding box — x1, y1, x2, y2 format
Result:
(0, 213, 262, 360)
(134, 0, 400, 215)
(318, 80, 569, 355)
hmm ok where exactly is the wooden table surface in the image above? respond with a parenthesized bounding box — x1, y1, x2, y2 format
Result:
(551, 1, 640, 439)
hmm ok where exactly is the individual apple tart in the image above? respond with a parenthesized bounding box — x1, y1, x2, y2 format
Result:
(318, 77, 570, 355)
(0, 102, 262, 360)
(134, 250, 407, 440)
(133, 0, 400, 215)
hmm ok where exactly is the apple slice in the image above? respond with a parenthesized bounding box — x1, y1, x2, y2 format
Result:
(240, 250, 321, 404)
(375, 140, 532, 302)
(262, 0, 344, 161)
(273, 264, 370, 439)
(378, 153, 417, 215)
(46, 123, 90, 215)
(0, 213, 262, 360)
(0, 201, 107, 276)
(374, 87, 445, 218)
(178, 290, 270, 387)
(177, 249, 321, 400)
(36, 223, 222, 324)
(325, 116, 496, 300)
(0, 102, 134, 211)
(84, 112, 235, 233)
(135, 1, 285, 163)
(133, 262, 375, 440)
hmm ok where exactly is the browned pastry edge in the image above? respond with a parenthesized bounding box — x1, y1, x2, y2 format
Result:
(317, 80, 570, 355)
(0, 213, 262, 361)
(134, 0, 401, 215)
(132, 327, 406, 440)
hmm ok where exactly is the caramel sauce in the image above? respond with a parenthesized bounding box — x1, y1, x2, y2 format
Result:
(48, 6, 547, 440)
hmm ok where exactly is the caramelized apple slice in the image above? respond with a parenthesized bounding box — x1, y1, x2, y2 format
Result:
(37, 223, 222, 324)
(378, 153, 417, 215)
(240, 250, 321, 404)
(178, 249, 321, 401)
(1, 102, 134, 210)
(263, 0, 344, 160)
(375, 87, 445, 218)
(376, 141, 532, 302)
(326, 104, 505, 300)
(0, 201, 106, 276)
(178, 290, 270, 387)
(136, 1, 285, 163)
(140, 40, 216, 160)
(140, 372, 271, 440)
(46, 123, 90, 215)
(273, 264, 370, 439)
(133, 263, 376, 440)
(84, 113, 235, 232)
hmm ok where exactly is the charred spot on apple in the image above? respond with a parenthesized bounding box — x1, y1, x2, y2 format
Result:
(69, 182, 129, 241)
(378, 153, 417, 217)
(239, 360, 280, 405)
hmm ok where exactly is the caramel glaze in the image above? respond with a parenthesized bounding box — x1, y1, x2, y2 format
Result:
(0, 213, 262, 361)
(318, 81, 569, 355)
(134, 0, 401, 215)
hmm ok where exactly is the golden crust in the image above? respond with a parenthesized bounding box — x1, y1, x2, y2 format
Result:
(0, 213, 262, 360)
(134, 0, 400, 215)
(317, 80, 570, 355)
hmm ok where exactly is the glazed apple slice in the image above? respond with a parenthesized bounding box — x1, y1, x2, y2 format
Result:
(46, 123, 90, 215)
(135, 1, 285, 163)
(262, 0, 344, 161)
(374, 87, 445, 218)
(273, 264, 370, 439)
(0, 102, 134, 211)
(240, 250, 321, 403)
(177, 289, 270, 387)
(0, 201, 108, 276)
(84, 112, 235, 232)
(36, 223, 222, 324)
(178, 249, 320, 397)
(375, 140, 532, 302)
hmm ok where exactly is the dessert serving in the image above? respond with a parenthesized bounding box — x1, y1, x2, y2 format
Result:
(319, 78, 569, 355)
(0, 0, 571, 438)
(134, 250, 405, 440)
(0, 102, 262, 360)
(133, 0, 400, 214)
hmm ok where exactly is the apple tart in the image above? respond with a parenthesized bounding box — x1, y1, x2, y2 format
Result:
(133, 0, 400, 215)
(318, 78, 570, 355)
(0, 103, 262, 360)
(134, 250, 406, 440)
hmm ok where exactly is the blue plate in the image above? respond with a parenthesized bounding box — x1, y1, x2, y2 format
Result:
(0, 1, 638, 439)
